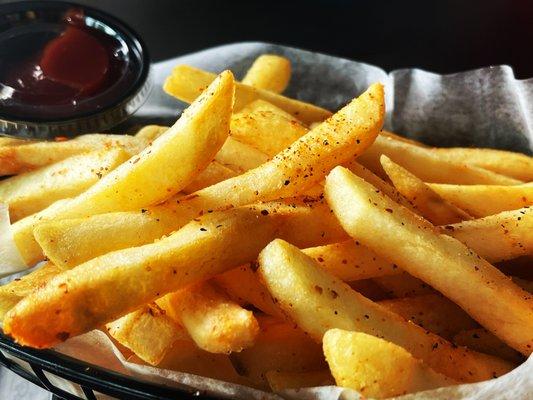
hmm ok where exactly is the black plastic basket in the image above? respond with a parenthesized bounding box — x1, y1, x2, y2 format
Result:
(0, 332, 221, 400)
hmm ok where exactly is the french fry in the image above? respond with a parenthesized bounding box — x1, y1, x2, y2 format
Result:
(215, 137, 269, 173)
(381, 155, 472, 225)
(265, 370, 334, 391)
(0, 137, 33, 147)
(35, 83, 383, 268)
(156, 281, 260, 354)
(323, 329, 457, 398)
(431, 147, 533, 181)
(134, 125, 168, 141)
(442, 208, 533, 263)
(258, 239, 514, 382)
(373, 272, 435, 298)
(182, 161, 236, 194)
(242, 54, 292, 93)
(230, 317, 327, 388)
(429, 183, 533, 217)
(0, 262, 62, 323)
(0, 149, 130, 221)
(230, 100, 308, 156)
(513, 277, 533, 293)
(164, 65, 332, 124)
(0, 134, 148, 176)
(454, 328, 524, 364)
(106, 303, 184, 365)
(325, 166, 533, 355)
(377, 294, 478, 340)
(6, 199, 347, 348)
(215, 265, 284, 319)
(349, 279, 390, 301)
(358, 135, 523, 185)
(303, 240, 402, 281)
(381, 130, 428, 147)
(12, 71, 234, 265)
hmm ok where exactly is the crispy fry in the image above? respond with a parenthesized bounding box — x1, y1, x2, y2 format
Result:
(265, 370, 334, 391)
(164, 65, 331, 124)
(156, 281, 259, 354)
(303, 240, 402, 281)
(35, 83, 383, 268)
(378, 294, 478, 340)
(0, 149, 130, 221)
(106, 303, 184, 365)
(134, 125, 168, 141)
(373, 272, 435, 298)
(454, 328, 524, 364)
(429, 183, 533, 217)
(258, 239, 514, 382)
(230, 100, 307, 156)
(182, 161, 236, 194)
(0, 134, 147, 176)
(324, 329, 457, 398)
(381, 155, 472, 225)
(242, 54, 291, 93)
(358, 135, 523, 185)
(215, 137, 269, 173)
(230, 317, 327, 388)
(325, 166, 533, 355)
(442, 208, 533, 263)
(12, 71, 234, 265)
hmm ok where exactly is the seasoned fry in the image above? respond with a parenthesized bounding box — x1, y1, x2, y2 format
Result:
(164, 65, 332, 124)
(242, 54, 291, 93)
(323, 329, 456, 398)
(156, 281, 260, 354)
(265, 370, 334, 391)
(442, 208, 533, 263)
(215, 265, 284, 319)
(0, 149, 130, 221)
(215, 137, 269, 173)
(381, 155, 472, 225)
(0, 134, 147, 176)
(230, 317, 327, 388)
(230, 100, 307, 156)
(303, 240, 402, 281)
(106, 303, 184, 365)
(373, 272, 435, 298)
(36, 83, 383, 268)
(325, 166, 533, 355)
(134, 125, 168, 141)
(453, 328, 524, 364)
(258, 239, 513, 382)
(429, 183, 533, 217)
(358, 135, 523, 185)
(12, 71, 234, 265)
(181, 161, 236, 194)
(378, 294, 478, 340)
(431, 147, 533, 181)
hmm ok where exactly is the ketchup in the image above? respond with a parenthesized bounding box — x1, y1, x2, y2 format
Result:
(0, 8, 129, 120)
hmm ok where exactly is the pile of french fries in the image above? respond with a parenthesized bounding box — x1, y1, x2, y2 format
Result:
(0, 54, 532, 398)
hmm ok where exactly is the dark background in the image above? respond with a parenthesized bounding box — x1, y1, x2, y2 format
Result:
(3, 0, 532, 78)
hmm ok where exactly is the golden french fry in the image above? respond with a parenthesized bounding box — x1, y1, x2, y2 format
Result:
(380, 130, 428, 147)
(0, 137, 33, 147)
(0, 149, 130, 222)
(35, 83, 383, 268)
(325, 166, 533, 355)
(134, 125, 168, 141)
(164, 65, 332, 124)
(429, 183, 533, 217)
(258, 239, 513, 382)
(156, 281, 259, 354)
(0, 262, 62, 323)
(349, 279, 390, 301)
(442, 208, 533, 263)
(303, 240, 401, 281)
(323, 329, 457, 398)
(215, 265, 284, 319)
(106, 303, 184, 365)
(242, 54, 291, 93)
(215, 137, 269, 173)
(12, 71, 234, 266)
(454, 328, 524, 364)
(373, 272, 435, 298)
(378, 294, 478, 340)
(513, 277, 533, 293)
(230, 100, 307, 156)
(358, 135, 523, 185)
(381, 155, 472, 225)
(230, 317, 327, 388)
(265, 370, 334, 391)
(431, 147, 533, 181)
(0, 134, 147, 176)
(7, 198, 348, 348)
(182, 161, 236, 194)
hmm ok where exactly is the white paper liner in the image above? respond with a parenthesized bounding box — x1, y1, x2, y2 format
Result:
(2, 43, 532, 398)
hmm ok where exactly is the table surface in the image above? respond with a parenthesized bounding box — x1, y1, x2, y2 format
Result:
(0, 0, 531, 398)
